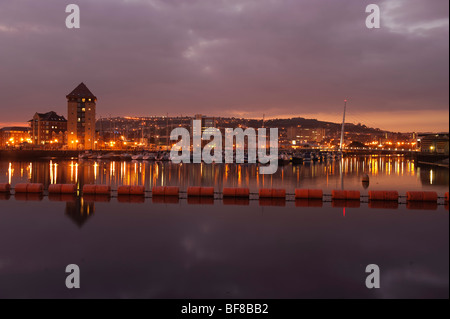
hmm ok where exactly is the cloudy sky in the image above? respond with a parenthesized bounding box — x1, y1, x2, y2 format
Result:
(0, 0, 448, 132)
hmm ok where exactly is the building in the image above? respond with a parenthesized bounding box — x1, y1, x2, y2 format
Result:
(0, 127, 31, 147)
(287, 126, 327, 144)
(191, 114, 216, 135)
(29, 111, 67, 145)
(67, 82, 97, 150)
(419, 133, 449, 155)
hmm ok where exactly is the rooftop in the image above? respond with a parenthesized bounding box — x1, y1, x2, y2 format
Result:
(1, 126, 30, 132)
(32, 111, 67, 122)
(66, 82, 97, 100)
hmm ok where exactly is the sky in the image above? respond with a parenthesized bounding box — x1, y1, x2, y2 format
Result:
(0, 0, 448, 132)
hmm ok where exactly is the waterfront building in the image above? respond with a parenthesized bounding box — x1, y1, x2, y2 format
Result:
(190, 114, 217, 148)
(67, 82, 97, 150)
(419, 133, 449, 155)
(191, 114, 217, 135)
(287, 126, 327, 144)
(0, 127, 31, 147)
(29, 111, 67, 146)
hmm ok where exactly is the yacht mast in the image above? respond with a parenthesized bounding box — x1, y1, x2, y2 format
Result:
(339, 99, 347, 154)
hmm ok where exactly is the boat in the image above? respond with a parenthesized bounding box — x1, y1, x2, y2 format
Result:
(97, 153, 113, 160)
(120, 153, 132, 160)
(311, 152, 319, 162)
(143, 153, 157, 161)
(160, 152, 170, 161)
(278, 153, 290, 165)
(291, 153, 303, 165)
(303, 152, 312, 162)
(78, 151, 91, 160)
(131, 154, 144, 160)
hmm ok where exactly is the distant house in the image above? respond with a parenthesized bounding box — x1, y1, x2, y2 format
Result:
(29, 111, 67, 145)
(419, 133, 449, 155)
(0, 127, 30, 147)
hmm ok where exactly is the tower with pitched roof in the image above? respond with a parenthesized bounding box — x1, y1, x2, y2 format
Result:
(66, 83, 97, 150)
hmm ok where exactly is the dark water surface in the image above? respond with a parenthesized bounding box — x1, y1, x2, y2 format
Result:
(0, 156, 448, 298)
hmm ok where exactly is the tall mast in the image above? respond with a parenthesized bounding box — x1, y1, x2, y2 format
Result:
(166, 113, 169, 148)
(339, 99, 347, 153)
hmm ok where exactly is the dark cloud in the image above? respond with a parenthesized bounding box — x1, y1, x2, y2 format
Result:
(0, 0, 448, 131)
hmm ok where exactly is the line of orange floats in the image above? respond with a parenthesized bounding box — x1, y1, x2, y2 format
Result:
(0, 183, 448, 210)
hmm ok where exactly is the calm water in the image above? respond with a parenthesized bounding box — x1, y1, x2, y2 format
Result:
(0, 156, 448, 298)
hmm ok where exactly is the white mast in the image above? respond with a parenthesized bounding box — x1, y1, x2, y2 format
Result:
(339, 99, 347, 153)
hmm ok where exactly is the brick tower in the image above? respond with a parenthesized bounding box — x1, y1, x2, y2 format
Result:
(66, 83, 97, 150)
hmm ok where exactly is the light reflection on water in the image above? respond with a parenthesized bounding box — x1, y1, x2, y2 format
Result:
(0, 156, 448, 298)
(0, 156, 448, 194)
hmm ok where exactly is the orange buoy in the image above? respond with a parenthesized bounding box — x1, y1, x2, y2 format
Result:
(369, 191, 399, 201)
(48, 184, 62, 194)
(152, 186, 166, 196)
(82, 184, 111, 196)
(165, 186, 180, 196)
(95, 185, 111, 195)
(28, 184, 44, 193)
(223, 188, 236, 197)
(236, 188, 250, 198)
(272, 189, 286, 198)
(294, 189, 309, 199)
(118, 185, 145, 196)
(331, 190, 347, 200)
(0, 183, 11, 193)
(14, 184, 29, 193)
(223, 187, 250, 198)
(406, 191, 438, 202)
(187, 186, 202, 197)
(444, 192, 449, 202)
(259, 188, 286, 198)
(129, 186, 145, 195)
(346, 190, 361, 200)
(187, 187, 214, 197)
(117, 185, 131, 195)
(200, 187, 215, 197)
(15, 183, 44, 194)
(258, 189, 272, 198)
(309, 189, 323, 199)
(48, 184, 77, 194)
(332, 190, 361, 201)
(82, 184, 97, 195)
(295, 189, 323, 200)
(61, 184, 77, 194)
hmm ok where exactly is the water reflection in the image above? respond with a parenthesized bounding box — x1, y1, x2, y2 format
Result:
(0, 156, 447, 193)
(65, 197, 95, 228)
